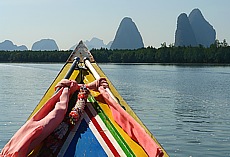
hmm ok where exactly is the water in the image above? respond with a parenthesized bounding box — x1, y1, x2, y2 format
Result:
(0, 63, 230, 156)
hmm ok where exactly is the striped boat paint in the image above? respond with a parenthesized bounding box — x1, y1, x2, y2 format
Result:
(83, 71, 148, 157)
(58, 103, 127, 157)
(63, 117, 108, 156)
(88, 96, 136, 156)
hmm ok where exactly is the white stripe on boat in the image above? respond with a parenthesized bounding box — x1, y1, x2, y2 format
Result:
(87, 103, 126, 157)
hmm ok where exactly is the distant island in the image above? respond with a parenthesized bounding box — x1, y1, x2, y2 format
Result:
(0, 8, 229, 64)
(0, 38, 111, 51)
(31, 39, 59, 51)
(0, 40, 28, 51)
(110, 17, 144, 50)
(0, 40, 229, 63)
(0, 9, 218, 52)
(175, 8, 216, 47)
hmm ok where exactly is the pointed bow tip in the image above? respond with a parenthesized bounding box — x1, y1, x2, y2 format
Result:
(68, 40, 95, 63)
(79, 40, 84, 44)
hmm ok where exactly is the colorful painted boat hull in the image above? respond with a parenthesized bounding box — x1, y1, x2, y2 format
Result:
(24, 41, 168, 157)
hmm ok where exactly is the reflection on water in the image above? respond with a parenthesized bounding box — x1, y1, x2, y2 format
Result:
(0, 63, 230, 157)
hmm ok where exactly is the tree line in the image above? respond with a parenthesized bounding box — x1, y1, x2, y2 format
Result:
(0, 40, 230, 63)
(91, 40, 230, 63)
(0, 50, 72, 62)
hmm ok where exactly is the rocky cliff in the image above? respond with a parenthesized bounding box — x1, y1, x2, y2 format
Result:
(188, 8, 216, 47)
(175, 13, 197, 47)
(0, 40, 28, 51)
(85, 37, 112, 50)
(31, 39, 59, 51)
(69, 37, 112, 50)
(175, 8, 216, 47)
(110, 17, 144, 50)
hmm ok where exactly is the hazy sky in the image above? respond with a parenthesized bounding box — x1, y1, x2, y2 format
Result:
(1, 0, 230, 50)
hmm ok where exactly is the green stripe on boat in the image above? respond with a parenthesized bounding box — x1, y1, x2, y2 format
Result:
(88, 96, 136, 157)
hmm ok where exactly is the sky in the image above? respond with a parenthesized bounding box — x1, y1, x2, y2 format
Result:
(1, 0, 230, 50)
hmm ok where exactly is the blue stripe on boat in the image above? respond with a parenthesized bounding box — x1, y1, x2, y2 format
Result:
(63, 119, 107, 157)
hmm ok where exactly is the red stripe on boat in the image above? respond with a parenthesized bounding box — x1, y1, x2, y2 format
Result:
(85, 106, 120, 157)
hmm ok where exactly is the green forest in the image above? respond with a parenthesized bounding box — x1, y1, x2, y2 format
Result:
(0, 40, 230, 63)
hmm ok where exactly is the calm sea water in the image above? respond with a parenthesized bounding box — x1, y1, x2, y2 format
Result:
(0, 63, 230, 156)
